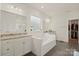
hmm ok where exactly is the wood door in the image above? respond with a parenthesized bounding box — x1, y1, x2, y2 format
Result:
(68, 20, 78, 47)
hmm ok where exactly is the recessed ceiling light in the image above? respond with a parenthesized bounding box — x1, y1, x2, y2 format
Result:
(41, 6, 44, 8)
(46, 19, 50, 23)
(10, 6, 14, 8)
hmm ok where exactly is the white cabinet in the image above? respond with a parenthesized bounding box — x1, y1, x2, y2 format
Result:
(0, 41, 1, 56)
(32, 33, 56, 56)
(14, 38, 24, 56)
(1, 36, 32, 56)
(1, 39, 14, 56)
(14, 37, 32, 56)
(22, 37, 32, 55)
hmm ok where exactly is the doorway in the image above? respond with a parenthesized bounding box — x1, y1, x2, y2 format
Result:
(68, 19, 79, 48)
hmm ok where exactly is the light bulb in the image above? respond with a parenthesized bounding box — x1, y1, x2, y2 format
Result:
(46, 19, 50, 23)
(19, 9, 22, 11)
(41, 6, 44, 8)
(11, 6, 14, 8)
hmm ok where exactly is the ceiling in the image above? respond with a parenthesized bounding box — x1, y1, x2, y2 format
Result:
(27, 3, 79, 17)
(2, 3, 79, 17)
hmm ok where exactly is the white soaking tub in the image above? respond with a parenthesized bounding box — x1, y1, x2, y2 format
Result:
(31, 32, 56, 56)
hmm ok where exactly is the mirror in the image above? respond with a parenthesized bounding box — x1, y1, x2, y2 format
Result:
(0, 10, 27, 32)
(31, 16, 42, 32)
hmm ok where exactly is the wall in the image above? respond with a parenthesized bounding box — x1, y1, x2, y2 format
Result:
(0, 3, 51, 33)
(68, 10, 79, 19)
(51, 7, 79, 42)
(50, 12, 68, 42)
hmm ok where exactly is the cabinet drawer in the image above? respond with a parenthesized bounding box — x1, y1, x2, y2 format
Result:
(0, 41, 1, 56)
(1, 40, 14, 56)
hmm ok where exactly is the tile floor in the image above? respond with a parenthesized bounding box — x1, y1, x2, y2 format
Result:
(24, 41, 79, 56)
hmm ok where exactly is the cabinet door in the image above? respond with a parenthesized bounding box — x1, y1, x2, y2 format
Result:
(0, 41, 1, 56)
(1, 40, 14, 56)
(14, 39, 24, 56)
(22, 37, 32, 54)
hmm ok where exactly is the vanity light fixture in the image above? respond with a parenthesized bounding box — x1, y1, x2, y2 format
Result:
(15, 7, 22, 12)
(15, 7, 18, 10)
(9, 5, 22, 12)
(19, 9, 22, 11)
(8, 5, 14, 9)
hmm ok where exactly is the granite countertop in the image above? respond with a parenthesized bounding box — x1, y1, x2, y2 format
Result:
(1, 32, 27, 37)
(0, 32, 32, 40)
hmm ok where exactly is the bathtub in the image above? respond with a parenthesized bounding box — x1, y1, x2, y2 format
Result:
(31, 32, 56, 56)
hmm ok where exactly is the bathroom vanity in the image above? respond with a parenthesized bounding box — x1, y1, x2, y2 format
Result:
(0, 32, 56, 56)
(31, 32, 56, 56)
(0, 32, 32, 56)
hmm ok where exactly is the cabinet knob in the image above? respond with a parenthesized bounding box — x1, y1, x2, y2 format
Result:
(6, 42, 9, 44)
(23, 42, 25, 44)
(6, 48, 10, 51)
